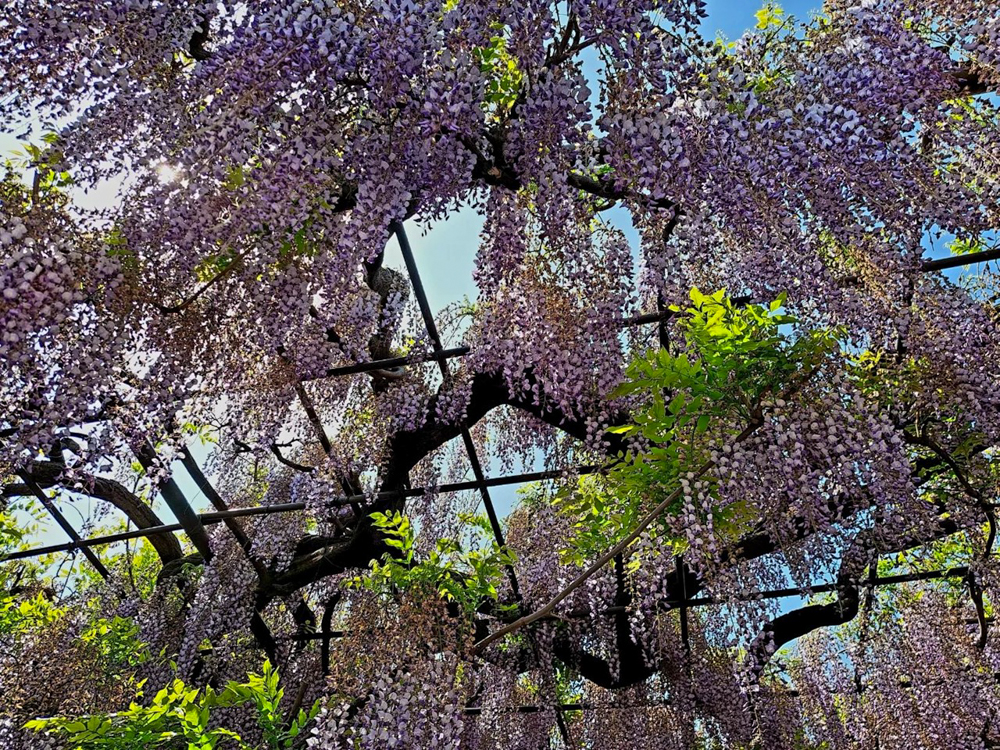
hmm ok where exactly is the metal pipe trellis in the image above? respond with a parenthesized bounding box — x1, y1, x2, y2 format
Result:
(392, 222, 511, 572)
(304, 345, 471, 381)
(16, 472, 110, 579)
(920, 246, 1000, 272)
(287, 565, 975, 643)
(393, 221, 578, 745)
(1, 228, 992, 710)
(282, 563, 979, 713)
(0, 466, 601, 562)
(0, 289, 700, 568)
(1, 239, 985, 593)
(2, 225, 981, 565)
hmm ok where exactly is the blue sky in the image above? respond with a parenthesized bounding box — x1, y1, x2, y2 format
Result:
(705, 0, 822, 40)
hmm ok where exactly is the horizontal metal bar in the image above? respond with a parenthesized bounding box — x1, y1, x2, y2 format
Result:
(288, 566, 974, 650)
(920, 247, 1000, 272)
(620, 295, 754, 328)
(311, 306, 721, 381)
(309, 306, 691, 381)
(323, 464, 602, 508)
(0, 466, 602, 563)
(462, 702, 657, 715)
(679, 566, 971, 607)
(18, 473, 110, 579)
(621, 309, 674, 327)
(291, 631, 346, 640)
(0, 522, 188, 561)
(309, 346, 471, 381)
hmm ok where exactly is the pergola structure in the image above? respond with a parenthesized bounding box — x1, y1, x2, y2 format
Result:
(3, 225, 996, 724)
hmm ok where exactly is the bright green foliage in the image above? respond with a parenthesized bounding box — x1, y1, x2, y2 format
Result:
(943, 94, 1000, 130)
(192, 217, 320, 283)
(0, 591, 63, 636)
(0, 506, 62, 634)
(846, 335, 997, 618)
(875, 531, 980, 610)
(755, 3, 785, 30)
(276, 224, 320, 262)
(473, 31, 523, 113)
(25, 661, 322, 750)
(947, 235, 989, 257)
(850, 350, 988, 506)
(103, 226, 141, 274)
(718, 3, 796, 106)
(0, 507, 25, 550)
(556, 288, 842, 564)
(352, 511, 516, 614)
(192, 247, 241, 282)
(180, 422, 219, 446)
(6, 135, 72, 192)
(81, 614, 149, 670)
(223, 163, 248, 190)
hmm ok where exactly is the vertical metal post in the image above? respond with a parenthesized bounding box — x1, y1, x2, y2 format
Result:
(677, 554, 694, 743)
(180, 446, 253, 554)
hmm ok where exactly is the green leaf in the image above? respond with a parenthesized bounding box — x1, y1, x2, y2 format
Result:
(755, 3, 784, 29)
(607, 424, 634, 434)
(947, 235, 986, 256)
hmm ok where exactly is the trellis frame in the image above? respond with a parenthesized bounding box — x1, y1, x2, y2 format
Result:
(1, 228, 997, 719)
